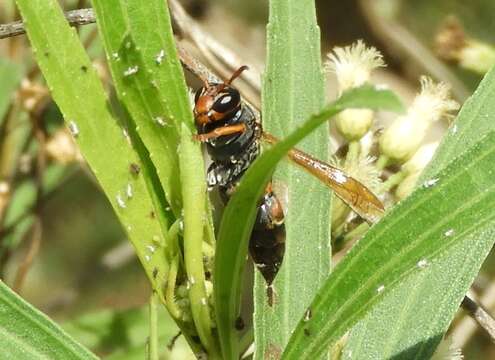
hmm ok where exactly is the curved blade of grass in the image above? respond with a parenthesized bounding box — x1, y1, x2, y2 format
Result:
(91, 0, 194, 216)
(0, 280, 97, 359)
(15, 0, 169, 293)
(341, 66, 495, 359)
(281, 113, 495, 358)
(254, 1, 328, 358)
(213, 85, 402, 360)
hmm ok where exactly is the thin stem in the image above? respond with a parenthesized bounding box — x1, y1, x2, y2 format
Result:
(342, 222, 370, 244)
(12, 217, 41, 292)
(345, 141, 360, 168)
(149, 291, 159, 360)
(380, 170, 407, 193)
(376, 154, 389, 170)
(179, 124, 218, 358)
(166, 255, 182, 320)
(0, 8, 96, 39)
(461, 295, 495, 343)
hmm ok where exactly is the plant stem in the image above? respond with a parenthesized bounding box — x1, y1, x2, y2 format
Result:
(461, 295, 495, 343)
(342, 222, 370, 244)
(380, 170, 407, 193)
(165, 255, 182, 320)
(179, 124, 219, 358)
(149, 292, 159, 360)
(346, 140, 360, 167)
(376, 154, 390, 170)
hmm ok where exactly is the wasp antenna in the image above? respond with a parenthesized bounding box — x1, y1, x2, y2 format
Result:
(226, 65, 249, 85)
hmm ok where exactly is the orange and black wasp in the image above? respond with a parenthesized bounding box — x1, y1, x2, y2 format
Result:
(193, 66, 384, 305)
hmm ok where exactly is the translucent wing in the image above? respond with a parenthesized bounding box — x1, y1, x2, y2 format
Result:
(262, 133, 384, 224)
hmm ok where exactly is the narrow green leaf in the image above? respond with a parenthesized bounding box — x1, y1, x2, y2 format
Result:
(0, 280, 97, 359)
(281, 117, 495, 358)
(254, 1, 328, 357)
(15, 0, 168, 292)
(213, 85, 402, 360)
(91, 0, 194, 216)
(0, 58, 22, 124)
(342, 66, 495, 359)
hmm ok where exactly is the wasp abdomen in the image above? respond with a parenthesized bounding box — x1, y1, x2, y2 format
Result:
(250, 191, 285, 284)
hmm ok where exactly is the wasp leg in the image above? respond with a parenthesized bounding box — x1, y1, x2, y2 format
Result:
(249, 184, 285, 306)
(194, 123, 246, 142)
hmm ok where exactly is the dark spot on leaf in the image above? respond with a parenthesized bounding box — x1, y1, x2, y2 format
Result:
(191, 335, 201, 344)
(304, 328, 311, 336)
(81, 65, 88, 72)
(235, 316, 245, 330)
(130, 163, 141, 175)
(150, 210, 156, 219)
(152, 268, 158, 279)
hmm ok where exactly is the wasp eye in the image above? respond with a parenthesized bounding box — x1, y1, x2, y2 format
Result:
(212, 88, 240, 114)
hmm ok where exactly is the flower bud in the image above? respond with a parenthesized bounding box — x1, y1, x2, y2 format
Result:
(380, 77, 458, 163)
(379, 114, 427, 162)
(335, 108, 374, 141)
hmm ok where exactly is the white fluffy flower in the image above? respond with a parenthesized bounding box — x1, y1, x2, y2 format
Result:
(325, 40, 385, 93)
(326, 40, 385, 140)
(408, 77, 459, 125)
(380, 77, 458, 163)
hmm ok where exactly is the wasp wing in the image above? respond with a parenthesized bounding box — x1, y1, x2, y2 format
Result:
(262, 133, 384, 224)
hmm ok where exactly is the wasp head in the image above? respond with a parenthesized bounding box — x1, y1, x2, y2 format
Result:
(193, 66, 248, 131)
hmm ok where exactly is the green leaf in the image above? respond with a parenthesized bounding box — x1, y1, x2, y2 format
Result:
(0, 280, 97, 359)
(15, 0, 169, 293)
(281, 96, 495, 358)
(0, 58, 22, 124)
(91, 0, 194, 216)
(253, 1, 328, 358)
(341, 66, 495, 359)
(213, 85, 402, 360)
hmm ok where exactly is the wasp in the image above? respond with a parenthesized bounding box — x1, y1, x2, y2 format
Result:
(193, 66, 384, 305)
